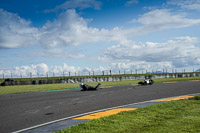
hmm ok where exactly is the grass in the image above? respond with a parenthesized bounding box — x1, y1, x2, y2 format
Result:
(0, 80, 140, 95)
(0, 77, 200, 95)
(189, 95, 200, 100)
(56, 96, 200, 133)
(0, 79, 4, 84)
(153, 76, 200, 83)
(0, 83, 79, 95)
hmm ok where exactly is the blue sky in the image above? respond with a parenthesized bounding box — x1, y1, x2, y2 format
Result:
(0, 0, 200, 77)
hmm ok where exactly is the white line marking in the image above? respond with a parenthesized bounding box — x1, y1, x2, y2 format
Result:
(13, 92, 200, 133)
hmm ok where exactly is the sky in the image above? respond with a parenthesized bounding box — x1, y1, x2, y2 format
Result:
(0, 0, 200, 78)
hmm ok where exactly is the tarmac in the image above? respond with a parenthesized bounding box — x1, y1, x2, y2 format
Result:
(18, 94, 198, 133)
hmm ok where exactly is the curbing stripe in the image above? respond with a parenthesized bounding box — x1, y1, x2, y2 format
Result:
(154, 96, 193, 102)
(74, 108, 137, 119)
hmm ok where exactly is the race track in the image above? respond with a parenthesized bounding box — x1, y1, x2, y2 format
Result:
(0, 81, 200, 133)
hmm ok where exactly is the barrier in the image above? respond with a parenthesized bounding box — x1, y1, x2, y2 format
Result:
(1, 73, 200, 86)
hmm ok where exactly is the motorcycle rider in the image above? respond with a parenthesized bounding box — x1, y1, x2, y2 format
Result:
(80, 83, 101, 91)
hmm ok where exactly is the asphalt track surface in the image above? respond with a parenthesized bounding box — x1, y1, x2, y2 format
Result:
(0, 81, 200, 133)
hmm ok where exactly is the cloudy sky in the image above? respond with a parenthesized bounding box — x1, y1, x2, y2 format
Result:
(0, 0, 200, 77)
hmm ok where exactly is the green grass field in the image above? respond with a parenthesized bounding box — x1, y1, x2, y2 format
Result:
(0, 77, 200, 95)
(0, 80, 139, 95)
(56, 95, 200, 133)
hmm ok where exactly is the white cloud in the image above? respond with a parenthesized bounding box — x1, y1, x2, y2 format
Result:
(142, 6, 158, 11)
(125, 0, 138, 6)
(167, 0, 200, 11)
(0, 9, 38, 49)
(128, 9, 200, 36)
(39, 9, 107, 47)
(0, 63, 49, 77)
(39, 9, 200, 48)
(1, 8, 200, 69)
(1, 8, 200, 50)
(39, 9, 200, 47)
(0, 8, 125, 49)
(44, 0, 102, 13)
(0, 8, 122, 51)
(100, 36, 200, 68)
(46, 48, 85, 58)
(28, 48, 85, 59)
(0, 61, 177, 78)
(0, 63, 109, 78)
(110, 62, 173, 72)
(1, 39, 200, 78)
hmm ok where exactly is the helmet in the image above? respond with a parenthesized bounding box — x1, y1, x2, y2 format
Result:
(80, 83, 84, 87)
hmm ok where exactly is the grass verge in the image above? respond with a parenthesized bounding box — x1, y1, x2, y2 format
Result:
(0, 80, 139, 95)
(153, 77, 200, 83)
(0, 77, 200, 95)
(56, 96, 200, 133)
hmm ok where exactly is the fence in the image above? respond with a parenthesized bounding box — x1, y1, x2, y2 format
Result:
(0, 68, 199, 79)
(1, 72, 200, 86)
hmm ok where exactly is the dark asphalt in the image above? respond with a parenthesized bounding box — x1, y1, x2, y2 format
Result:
(0, 81, 200, 133)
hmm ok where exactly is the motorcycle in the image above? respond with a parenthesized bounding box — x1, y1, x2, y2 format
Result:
(138, 79, 154, 85)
